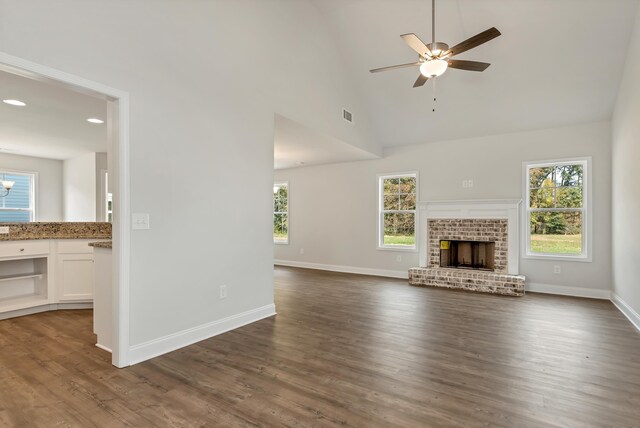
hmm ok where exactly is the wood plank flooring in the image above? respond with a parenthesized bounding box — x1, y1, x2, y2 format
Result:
(1, 266, 639, 427)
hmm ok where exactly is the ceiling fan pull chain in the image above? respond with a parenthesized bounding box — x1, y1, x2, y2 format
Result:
(432, 76, 437, 112)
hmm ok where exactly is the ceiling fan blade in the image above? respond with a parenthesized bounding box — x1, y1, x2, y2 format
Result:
(444, 27, 501, 58)
(413, 74, 429, 88)
(447, 59, 491, 72)
(370, 62, 421, 73)
(401, 33, 432, 57)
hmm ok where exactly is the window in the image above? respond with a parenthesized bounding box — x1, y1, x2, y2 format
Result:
(0, 172, 35, 222)
(106, 194, 113, 223)
(378, 173, 417, 250)
(524, 158, 589, 259)
(273, 182, 288, 244)
(105, 172, 113, 223)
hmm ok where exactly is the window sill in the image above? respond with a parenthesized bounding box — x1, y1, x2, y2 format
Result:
(377, 246, 418, 253)
(523, 253, 592, 263)
(274, 241, 289, 245)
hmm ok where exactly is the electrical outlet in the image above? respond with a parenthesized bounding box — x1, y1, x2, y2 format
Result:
(468, 180, 473, 188)
(299, 248, 305, 255)
(553, 265, 561, 274)
(219, 284, 228, 299)
(462, 180, 474, 188)
(0, 226, 9, 234)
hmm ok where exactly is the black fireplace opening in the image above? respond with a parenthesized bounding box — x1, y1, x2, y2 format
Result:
(440, 240, 495, 271)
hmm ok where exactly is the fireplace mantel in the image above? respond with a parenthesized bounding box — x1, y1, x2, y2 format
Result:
(418, 199, 522, 275)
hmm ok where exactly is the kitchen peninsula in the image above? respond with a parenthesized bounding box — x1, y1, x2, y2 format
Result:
(88, 240, 112, 352)
(0, 222, 111, 320)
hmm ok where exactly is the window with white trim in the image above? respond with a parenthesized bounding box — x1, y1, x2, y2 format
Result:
(525, 159, 588, 259)
(378, 173, 417, 250)
(273, 182, 288, 244)
(105, 172, 113, 223)
(0, 171, 35, 222)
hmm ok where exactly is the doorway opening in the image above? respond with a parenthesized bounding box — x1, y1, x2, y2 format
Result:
(0, 52, 131, 367)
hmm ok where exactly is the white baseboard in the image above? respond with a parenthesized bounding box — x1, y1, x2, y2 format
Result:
(55, 302, 93, 310)
(95, 343, 112, 353)
(275, 259, 408, 279)
(525, 282, 610, 299)
(611, 293, 640, 332)
(128, 303, 277, 365)
(0, 302, 93, 320)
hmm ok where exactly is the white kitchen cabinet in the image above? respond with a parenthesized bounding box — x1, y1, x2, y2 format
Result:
(56, 240, 95, 302)
(56, 254, 94, 302)
(0, 239, 100, 318)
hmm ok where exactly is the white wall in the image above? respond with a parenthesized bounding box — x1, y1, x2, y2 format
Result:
(275, 121, 612, 295)
(612, 7, 640, 320)
(63, 152, 97, 222)
(0, 152, 62, 221)
(0, 0, 376, 354)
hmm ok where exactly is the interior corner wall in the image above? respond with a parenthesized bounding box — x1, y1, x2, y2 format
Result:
(612, 6, 640, 319)
(0, 152, 63, 221)
(274, 121, 612, 295)
(63, 152, 97, 222)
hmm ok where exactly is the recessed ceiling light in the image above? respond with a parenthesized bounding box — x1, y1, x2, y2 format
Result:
(87, 118, 104, 124)
(3, 99, 26, 107)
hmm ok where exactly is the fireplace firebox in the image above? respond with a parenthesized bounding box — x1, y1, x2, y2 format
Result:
(440, 240, 495, 271)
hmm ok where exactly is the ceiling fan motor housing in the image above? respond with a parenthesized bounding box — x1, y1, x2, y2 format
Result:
(426, 42, 449, 57)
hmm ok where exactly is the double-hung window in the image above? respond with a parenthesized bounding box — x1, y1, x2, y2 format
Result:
(0, 171, 35, 222)
(378, 172, 417, 250)
(104, 172, 113, 223)
(524, 158, 589, 260)
(273, 182, 288, 244)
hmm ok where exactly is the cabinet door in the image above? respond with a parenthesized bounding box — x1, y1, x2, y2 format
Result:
(57, 254, 94, 302)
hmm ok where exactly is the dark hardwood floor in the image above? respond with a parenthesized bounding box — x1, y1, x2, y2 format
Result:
(1, 266, 639, 427)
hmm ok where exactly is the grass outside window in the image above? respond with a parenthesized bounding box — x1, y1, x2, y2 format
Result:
(530, 234, 581, 254)
(384, 235, 416, 246)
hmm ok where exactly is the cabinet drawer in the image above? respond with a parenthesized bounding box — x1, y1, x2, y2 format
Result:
(0, 241, 50, 258)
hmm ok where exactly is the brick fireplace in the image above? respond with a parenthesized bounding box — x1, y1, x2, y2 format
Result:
(428, 218, 507, 272)
(409, 200, 525, 296)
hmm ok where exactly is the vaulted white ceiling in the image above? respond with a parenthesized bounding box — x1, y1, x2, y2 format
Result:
(312, 0, 639, 147)
(0, 70, 107, 160)
(1, 1, 635, 166)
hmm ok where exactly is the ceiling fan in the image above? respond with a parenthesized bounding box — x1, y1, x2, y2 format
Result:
(370, 0, 501, 88)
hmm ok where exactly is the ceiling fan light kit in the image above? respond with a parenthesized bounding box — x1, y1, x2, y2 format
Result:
(420, 59, 448, 77)
(370, 0, 501, 88)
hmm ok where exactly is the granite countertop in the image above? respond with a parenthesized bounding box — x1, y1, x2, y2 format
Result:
(88, 241, 112, 249)
(0, 222, 112, 241)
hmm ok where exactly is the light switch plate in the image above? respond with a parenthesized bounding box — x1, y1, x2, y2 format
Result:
(0, 226, 9, 234)
(132, 213, 150, 230)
